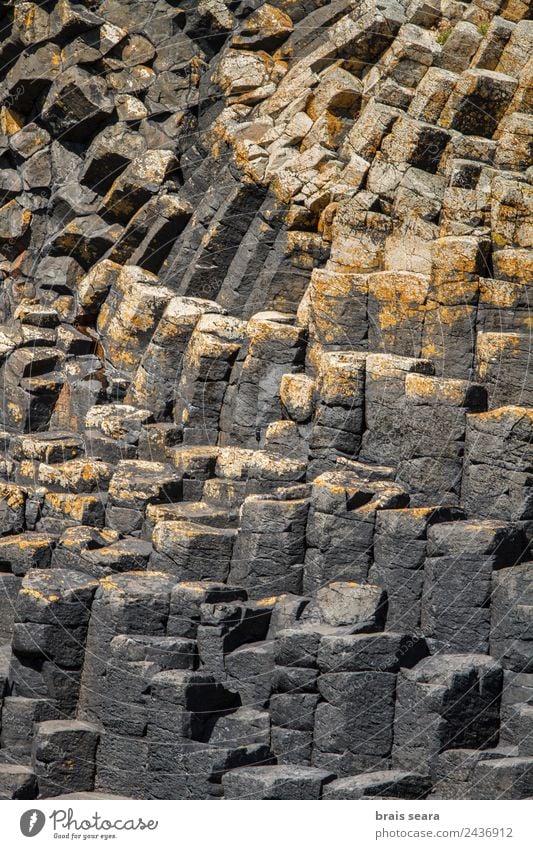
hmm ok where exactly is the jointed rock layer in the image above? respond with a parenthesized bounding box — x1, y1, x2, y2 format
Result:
(0, 0, 531, 800)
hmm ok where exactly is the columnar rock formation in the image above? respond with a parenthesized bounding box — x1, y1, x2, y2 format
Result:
(0, 0, 531, 800)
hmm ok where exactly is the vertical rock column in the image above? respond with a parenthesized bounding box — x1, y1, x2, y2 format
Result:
(9, 570, 98, 717)
(229, 487, 310, 597)
(314, 633, 400, 776)
(422, 519, 526, 654)
(32, 720, 101, 798)
(78, 572, 176, 724)
(491, 558, 533, 748)
(462, 406, 533, 530)
(308, 351, 366, 477)
(304, 469, 409, 593)
(360, 353, 434, 467)
(396, 374, 487, 506)
(421, 236, 489, 379)
(270, 626, 320, 767)
(126, 296, 225, 419)
(369, 506, 464, 631)
(220, 313, 306, 447)
(96, 265, 174, 380)
(393, 655, 503, 773)
(175, 313, 246, 445)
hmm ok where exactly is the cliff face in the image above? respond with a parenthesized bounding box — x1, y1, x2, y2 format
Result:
(0, 0, 531, 800)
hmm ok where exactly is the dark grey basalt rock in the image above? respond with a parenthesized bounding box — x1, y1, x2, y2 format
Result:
(323, 770, 432, 799)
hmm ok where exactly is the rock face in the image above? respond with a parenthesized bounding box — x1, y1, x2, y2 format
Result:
(0, 0, 531, 801)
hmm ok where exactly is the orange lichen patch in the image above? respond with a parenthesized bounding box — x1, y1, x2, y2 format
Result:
(431, 303, 474, 328)
(232, 138, 261, 174)
(44, 493, 99, 520)
(472, 405, 533, 423)
(492, 232, 508, 249)
(326, 111, 342, 136)
(20, 588, 45, 600)
(121, 302, 159, 333)
(106, 344, 139, 369)
(99, 577, 120, 592)
(20, 587, 64, 603)
(81, 463, 98, 481)
(306, 269, 367, 340)
(302, 111, 344, 150)
(154, 521, 202, 540)
(235, 3, 293, 42)
(318, 201, 339, 238)
(256, 596, 279, 607)
(6, 402, 23, 423)
(431, 236, 487, 280)
(285, 231, 323, 268)
(312, 477, 352, 497)
(401, 507, 444, 517)
(479, 278, 529, 309)
(35, 459, 112, 492)
(405, 373, 476, 405)
(0, 485, 26, 509)
(0, 106, 24, 135)
(23, 5, 36, 28)
(211, 123, 229, 153)
(366, 353, 433, 379)
(247, 320, 294, 350)
(476, 331, 522, 369)
(368, 272, 429, 331)
(15, 537, 50, 551)
(420, 340, 440, 360)
(318, 352, 365, 403)
(494, 248, 533, 284)
(97, 303, 111, 330)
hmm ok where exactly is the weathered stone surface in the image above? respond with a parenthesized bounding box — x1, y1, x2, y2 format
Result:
(323, 770, 432, 799)
(42, 68, 114, 141)
(491, 561, 533, 673)
(393, 655, 503, 771)
(397, 374, 487, 505)
(32, 720, 100, 798)
(369, 506, 464, 631)
(229, 488, 308, 596)
(360, 354, 434, 466)
(222, 765, 334, 800)
(422, 520, 526, 653)
(462, 407, 533, 523)
(304, 469, 408, 591)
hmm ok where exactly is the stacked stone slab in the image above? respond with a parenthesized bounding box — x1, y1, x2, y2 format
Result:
(315, 632, 415, 776)
(393, 655, 503, 773)
(229, 486, 309, 596)
(9, 570, 98, 716)
(304, 469, 408, 592)
(421, 520, 527, 653)
(369, 506, 464, 631)
(397, 375, 487, 505)
(462, 407, 533, 530)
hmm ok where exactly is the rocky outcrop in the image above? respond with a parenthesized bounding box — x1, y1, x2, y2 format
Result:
(0, 0, 531, 801)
